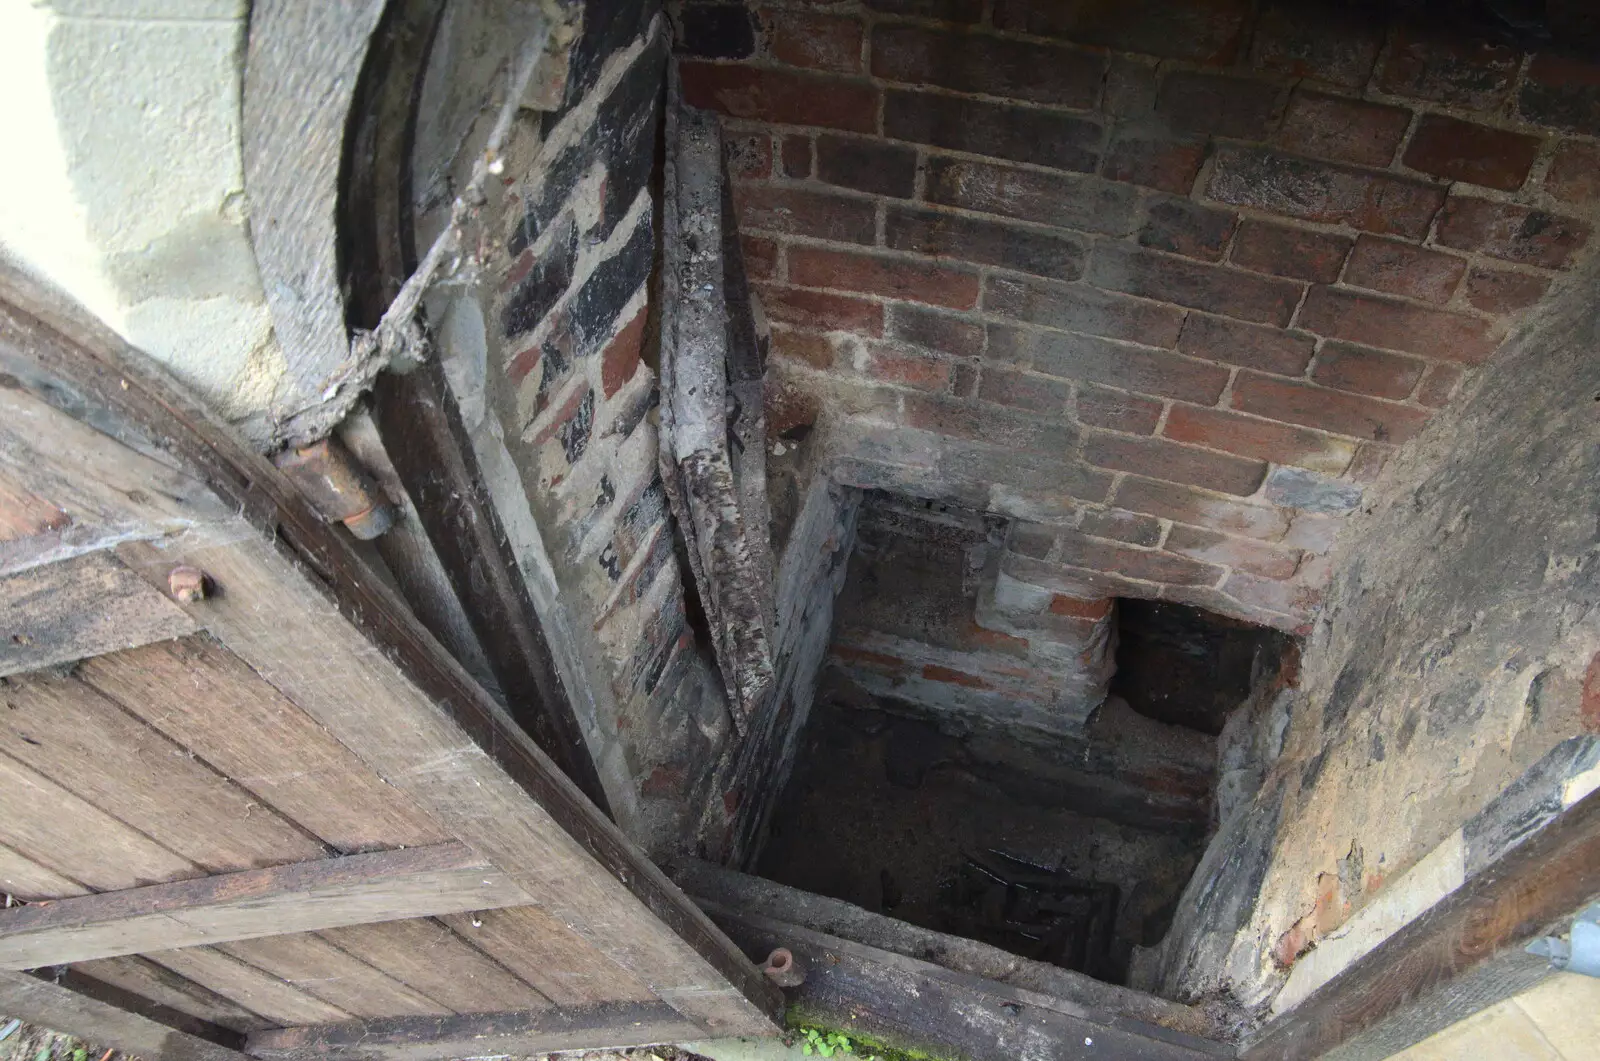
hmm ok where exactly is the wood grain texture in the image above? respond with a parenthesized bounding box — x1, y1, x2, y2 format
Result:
(0, 968, 247, 1061)
(219, 934, 450, 1019)
(439, 906, 657, 1007)
(317, 917, 552, 1015)
(0, 843, 532, 969)
(0, 551, 196, 675)
(148, 948, 352, 1028)
(0, 843, 90, 901)
(73, 956, 271, 1034)
(0, 473, 68, 542)
(78, 636, 451, 854)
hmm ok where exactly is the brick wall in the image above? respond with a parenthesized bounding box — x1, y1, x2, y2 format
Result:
(672, 0, 1600, 636)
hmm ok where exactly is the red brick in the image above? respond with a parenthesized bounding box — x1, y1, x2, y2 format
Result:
(789, 246, 980, 310)
(1402, 115, 1541, 191)
(1415, 363, 1463, 408)
(870, 23, 1102, 108)
(1228, 220, 1353, 284)
(764, 10, 864, 73)
(952, 361, 979, 397)
(724, 130, 773, 179)
(925, 157, 1141, 237)
(1297, 286, 1498, 363)
(1105, 56, 1158, 115)
(1115, 476, 1289, 540)
(1164, 404, 1356, 475)
(903, 394, 1076, 453)
(1250, 2, 1383, 89)
(1276, 91, 1411, 168)
(766, 386, 822, 438)
(1049, 592, 1114, 619)
(1231, 371, 1431, 443)
(1462, 266, 1551, 316)
(1056, 528, 1225, 586)
(978, 366, 1070, 413)
(1519, 54, 1600, 136)
(780, 134, 813, 178)
(1177, 313, 1316, 375)
(984, 275, 1185, 346)
(1545, 140, 1600, 205)
(732, 184, 876, 244)
(816, 135, 918, 198)
(1076, 385, 1164, 435)
(833, 645, 906, 672)
(992, 0, 1251, 65)
(679, 62, 877, 133)
(769, 327, 836, 369)
(922, 663, 990, 688)
(1377, 30, 1519, 111)
(987, 323, 1227, 404)
(1165, 524, 1301, 579)
(1434, 197, 1591, 270)
(1139, 199, 1238, 262)
(1087, 244, 1303, 327)
(885, 90, 1103, 174)
(887, 304, 984, 358)
(1223, 570, 1321, 619)
(757, 284, 885, 336)
(1083, 432, 1266, 496)
(741, 235, 778, 281)
(1342, 236, 1466, 305)
(862, 344, 953, 392)
(1310, 342, 1425, 400)
(1345, 441, 1393, 482)
(1103, 133, 1208, 195)
(600, 305, 647, 398)
(1208, 147, 1447, 239)
(886, 206, 1088, 281)
(1156, 71, 1285, 140)
(1079, 507, 1162, 546)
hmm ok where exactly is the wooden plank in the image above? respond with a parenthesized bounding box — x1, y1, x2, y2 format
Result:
(246, 1002, 706, 1061)
(74, 956, 271, 1033)
(1241, 785, 1600, 1061)
(150, 948, 353, 1028)
(219, 934, 450, 1018)
(0, 843, 88, 902)
(317, 918, 552, 1015)
(439, 907, 657, 1008)
(0, 967, 247, 1061)
(78, 636, 451, 854)
(0, 551, 196, 675)
(0, 843, 534, 969)
(0, 473, 68, 542)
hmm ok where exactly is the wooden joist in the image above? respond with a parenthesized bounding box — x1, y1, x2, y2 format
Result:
(0, 968, 248, 1061)
(0, 844, 532, 970)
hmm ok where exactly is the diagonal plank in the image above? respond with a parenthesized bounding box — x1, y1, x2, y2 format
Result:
(0, 843, 533, 969)
(0, 967, 247, 1061)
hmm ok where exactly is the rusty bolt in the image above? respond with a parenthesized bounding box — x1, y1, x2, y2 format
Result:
(762, 947, 806, 988)
(168, 566, 208, 603)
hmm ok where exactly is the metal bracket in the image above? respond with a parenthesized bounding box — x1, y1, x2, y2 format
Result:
(1527, 903, 1600, 977)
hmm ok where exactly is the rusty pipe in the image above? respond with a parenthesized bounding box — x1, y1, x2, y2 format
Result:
(762, 947, 806, 988)
(273, 436, 396, 540)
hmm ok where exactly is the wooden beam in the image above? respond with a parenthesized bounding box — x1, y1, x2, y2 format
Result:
(1241, 785, 1600, 1061)
(0, 967, 248, 1061)
(0, 844, 532, 970)
(246, 1002, 705, 1061)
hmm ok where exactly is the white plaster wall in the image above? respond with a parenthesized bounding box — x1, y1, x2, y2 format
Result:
(0, 0, 285, 431)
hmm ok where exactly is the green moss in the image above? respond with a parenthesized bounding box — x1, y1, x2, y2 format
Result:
(784, 1005, 955, 1061)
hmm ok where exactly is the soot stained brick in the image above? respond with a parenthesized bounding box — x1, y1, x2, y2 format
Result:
(1139, 199, 1238, 261)
(503, 220, 579, 339)
(871, 24, 1103, 108)
(1249, 1, 1384, 88)
(816, 135, 918, 198)
(992, 0, 1251, 65)
(1208, 147, 1446, 239)
(886, 205, 1088, 281)
(544, 0, 656, 128)
(675, 4, 755, 58)
(924, 157, 1140, 236)
(1156, 71, 1284, 140)
(568, 213, 654, 355)
(885, 90, 1103, 174)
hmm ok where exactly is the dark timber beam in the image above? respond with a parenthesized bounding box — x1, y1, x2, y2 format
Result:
(0, 968, 248, 1061)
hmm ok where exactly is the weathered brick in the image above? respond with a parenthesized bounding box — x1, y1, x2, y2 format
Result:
(888, 304, 985, 358)
(1057, 528, 1225, 586)
(978, 366, 1071, 413)
(1076, 384, 1164, 435)
(1250, 2, 1384, 88)
(501, 220, 578, 339)
(870, 24, 1103, 108)
(1520, 54, 1600, 135)
(1083, 432, 1267, 496)
(1276, 91, 1410, 168)
(769, 327, 836, 369)
(952, 361, 979, 397)
(903, 393, 1076, 453)
(732, 183, 876, 244)
(922, 663, 991, 689)
(1462, 266, 1551, 316)
(781, 134, 813, 178)
(885, 90, 1103, 174)
(1103, 133, 1208, 195)
(1115, 475, 1289, 540)
(1342, 236, 1466, 305)
(1297, 286, 1498, 363)
(865, 0, 982, 20)
(1228, 219, 1353, 284)
(1434, 197, 1591, 270)
(1281, 513, 1339, 554)
(926, 157, 1141, 237)
(1231, 371, 1431, 442)
(886, 206, 1088, 281)
(1414, 363, 1463, 408)
(984, 275, 1186, 345)
(1261, 466, 1364, 514)
(1545, 140, 1600, 204)
(676, 4, 756, 59)
(1048, 591, 1116, 618)
(1165, 525, 1300, 579)
(1163, 404, 1356, 475)
(1178, 313, 1316, 375)
(861, 344, 954, 392)
(988, 323, 1228, 403)
(790, 246, 980, 309)
(1402, 115, 1541, 191)
(1106, 56, 1159, 115)
(1087, 244, 1303, 327)
(741, 235, 779, 281)
(757, 284, 885, 336)
(1139, 199, 1238, 262)
(1156, 71, 1285, 140)
(1078, 507, 1161, 547)
(1208, 147, 1446, 239)
(1378, 29, 1520, 111)
(600, 305, 647, 398)
(724, 129, 773, 179)
(679, 62, 877, 133)
(764, 10, 864, 73)
(1223, 570, 1320, 620)
(992, 0, 1251, 64)
(816, 135, 918, 198)
(1310, 341, 1425, 400)
(1345, 441, 1393, 483)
